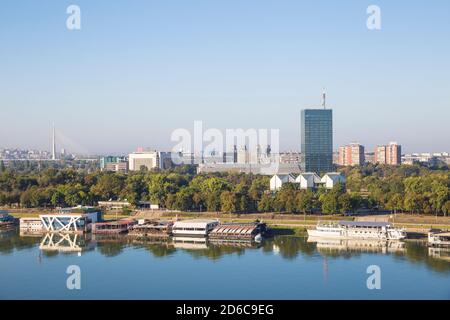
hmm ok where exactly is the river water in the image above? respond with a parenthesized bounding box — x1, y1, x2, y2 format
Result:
(0, 228, 449, 300)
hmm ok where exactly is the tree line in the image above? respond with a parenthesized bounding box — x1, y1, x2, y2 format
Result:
(0, 163, 448, 215)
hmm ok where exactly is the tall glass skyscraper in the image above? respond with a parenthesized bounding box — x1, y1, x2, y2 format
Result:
(301, 109, 333, 174)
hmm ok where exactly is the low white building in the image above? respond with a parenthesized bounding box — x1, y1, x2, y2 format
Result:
(295, 173, 321, 189)
(98, 200, 131, 210)
(270, 174, 296, 191)
(320, 173, 346, 189)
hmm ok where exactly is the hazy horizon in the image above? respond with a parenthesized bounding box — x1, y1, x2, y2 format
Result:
(1, 1, 449, 155)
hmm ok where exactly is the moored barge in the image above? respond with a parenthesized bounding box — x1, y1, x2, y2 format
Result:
(128, 220, 173, 238)
(209, 221, 267, 241)
(0, 211, 18, 229)
(92, 220, 136, 234)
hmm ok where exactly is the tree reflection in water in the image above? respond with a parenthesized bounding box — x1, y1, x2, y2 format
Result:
(0, 227, 40, 254)
(1, 228, 449, 274)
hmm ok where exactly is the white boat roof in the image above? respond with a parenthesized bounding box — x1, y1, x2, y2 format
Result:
(20, 217, 42, 221)
(339, 221, 389, 228)
(173, 219, 219, 228)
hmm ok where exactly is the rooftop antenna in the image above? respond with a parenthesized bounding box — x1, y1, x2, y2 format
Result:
(322, 88, 326, 109)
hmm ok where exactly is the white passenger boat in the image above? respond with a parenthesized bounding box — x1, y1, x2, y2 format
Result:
(307, 221, 406, 240)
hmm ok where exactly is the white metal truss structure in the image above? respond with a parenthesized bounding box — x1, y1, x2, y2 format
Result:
(40, 214, 84, 233)
(39, 233, 82, 252)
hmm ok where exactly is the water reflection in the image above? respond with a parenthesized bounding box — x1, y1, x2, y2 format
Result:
(308, 236, 406, 255)
(429, 247, 450, 262)
(0, 228, 449, 274)
(39, 233, 95, 253)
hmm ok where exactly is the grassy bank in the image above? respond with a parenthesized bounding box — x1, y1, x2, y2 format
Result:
(8, 209, 450, 234)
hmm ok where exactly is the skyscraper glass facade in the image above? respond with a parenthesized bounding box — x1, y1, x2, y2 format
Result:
(301, 109, 333, 173)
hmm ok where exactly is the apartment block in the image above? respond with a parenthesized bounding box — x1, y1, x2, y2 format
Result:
(374, 142, 402, 165)
(338, 143, 365, 166)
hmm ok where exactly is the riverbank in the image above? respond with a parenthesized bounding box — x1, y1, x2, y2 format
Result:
(155, 211, 450, 234)
(8, 208, 450, 235)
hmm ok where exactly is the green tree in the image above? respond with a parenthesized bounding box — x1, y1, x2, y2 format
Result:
(429, 181, 448, 215)
(296, 190, 315, 214)
(404, 193, 424, 214)
(338, 193, 352, 214)
(51, 188, 66, 207)
(320, 192, 339, 214)
(387, 193, 404, 214)
(165, 193, 176, 210)
(443, 201, 450, 217)
(273, 185, 297, 213)
(200, 177, 230, 211)
(90, 174, 124, 201)
(20, 188, 34, 208)
(258, 193, 273, 212)
(220, 191, 238, 213)
(175, 188, 194, 211)
(192, 192, 203, 211)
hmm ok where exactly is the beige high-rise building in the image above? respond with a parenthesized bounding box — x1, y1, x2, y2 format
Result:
(128, 151, 159, 171)
(338, 143, 365, 166)
(374, 142, 402, 165)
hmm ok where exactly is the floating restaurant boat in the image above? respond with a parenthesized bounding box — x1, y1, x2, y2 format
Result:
(172, 219, 219, 237)
(20, 217, 44, 234)
(428, 229, 450, 247)
(209, 221, 267, 241)
(0, 211, 18, 229)
(92, 220, 136, 234)
(307, 221, 406, 240)
(128, 220, 173, 238)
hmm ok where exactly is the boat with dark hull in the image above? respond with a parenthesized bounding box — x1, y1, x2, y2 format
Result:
(0, 211, 18, 229)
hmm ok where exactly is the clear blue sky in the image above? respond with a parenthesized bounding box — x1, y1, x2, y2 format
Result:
(1, 0, 449, 155)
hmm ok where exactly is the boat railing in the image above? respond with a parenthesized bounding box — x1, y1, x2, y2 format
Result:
(317, 221, 340, 228)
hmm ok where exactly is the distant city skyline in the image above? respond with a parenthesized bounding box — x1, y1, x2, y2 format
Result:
(1, 1, 449, 154)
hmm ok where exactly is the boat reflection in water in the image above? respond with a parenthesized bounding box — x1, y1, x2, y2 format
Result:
(173, 236, 209, 250)
(172, 237, 261, 250)
(307, 236, 406, 254)
(2, 229, 449, 276)
(27, 231, 261, 256)
(428, 246, 450, 262)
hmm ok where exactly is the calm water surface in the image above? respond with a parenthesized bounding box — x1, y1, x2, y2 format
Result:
(0, 228, 449, 300)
